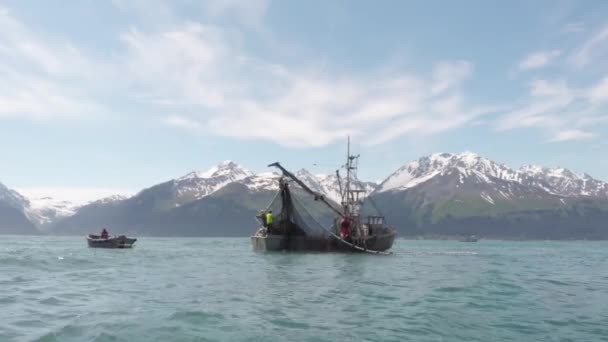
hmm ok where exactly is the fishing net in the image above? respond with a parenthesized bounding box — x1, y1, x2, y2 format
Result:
(262, 179, 336, 238)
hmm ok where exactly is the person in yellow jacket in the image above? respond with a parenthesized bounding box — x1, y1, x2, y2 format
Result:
(265, 211, 273, 228)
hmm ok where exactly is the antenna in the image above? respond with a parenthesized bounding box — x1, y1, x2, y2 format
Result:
(345, 136, 350, 216)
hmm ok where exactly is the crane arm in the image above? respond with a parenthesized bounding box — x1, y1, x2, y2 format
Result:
(268, 162, 344, 217)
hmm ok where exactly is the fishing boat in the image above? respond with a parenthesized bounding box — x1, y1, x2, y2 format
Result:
(251, 139, 397, 254)
(86, 234, 137, 248)
(459, 235, 478, 242)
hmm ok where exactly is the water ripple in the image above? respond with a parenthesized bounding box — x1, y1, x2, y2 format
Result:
(0, 237, 607, 341)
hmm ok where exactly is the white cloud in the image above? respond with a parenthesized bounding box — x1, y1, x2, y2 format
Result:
(365, 103, 496, 146)
(116, 22, 487, 147)
(518, 50, 562, 70)
(496, 102, 562, 131)
(0, 4, 508, 148)
(549, 129, 596, 142)
(4, 2, 607, 149)
(496, 79, 573, 131)
(529, 79, 571, 98)
(499, 25, 608, 142)
(0, 7, 105, 121)
(431, 61, 473, 95)
(588, 77, 608, 104)
(496, 77, 608, 143)
(120, 24, 229, 107)
(572, 25, 608, 67)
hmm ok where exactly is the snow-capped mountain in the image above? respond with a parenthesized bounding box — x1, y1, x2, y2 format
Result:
(518, 165, 608, 198)
(14, 190, 131, 228)
(222, 168, 377, 202)
(90, 194, 131, 205)
(378, 152, 516, 192)
(24, 196, 79, 228)
(368, 151, 608, 239)
(294, 169, 377, 203)
(377, 152, 608, 200)
(43, 155, 608, 239)
(165, 160, 254, 206)
(239, 172, 281, 192)
(0, 182, 29, 211)
(0, 183, 64, 228)
(0, 182, 38, 234)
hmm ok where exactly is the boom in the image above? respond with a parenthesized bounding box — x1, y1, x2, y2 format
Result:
(268, 162, 344, 217)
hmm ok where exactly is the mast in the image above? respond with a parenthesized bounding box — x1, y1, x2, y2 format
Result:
(268, 137, 363, 221)
(343, 136, 362, 219)
(345, 136, 350, 216)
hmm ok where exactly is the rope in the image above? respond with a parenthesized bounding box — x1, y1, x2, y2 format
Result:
(253, 190, 281, 226)
(352, 176, 382, 214)
(353, 176, 394, 228)
(291, 194, 392, 255)
(328, 229, 393, 255)
(264, 190, 280, 212)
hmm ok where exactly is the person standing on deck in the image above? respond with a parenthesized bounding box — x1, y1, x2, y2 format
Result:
(266, 211, 273, 229)
(100, 228, 109, 239)
(259, 210, 267, 227)
(340, 218, 351, 239)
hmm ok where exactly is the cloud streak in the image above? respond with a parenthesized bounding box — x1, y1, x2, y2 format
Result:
(589, 77, 608, 104)
(496, 77, 607, 143)
(2, 2, 607, 149)
(572, 25, 608, 67)
(518, 50, 562, 70)
(498, 22, 608, 143)
(548, 129, 596, 142)
(117, 22, 488, 147)
(0, 7, 106, 121)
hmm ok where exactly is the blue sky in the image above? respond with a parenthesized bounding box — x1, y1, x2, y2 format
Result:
(1, 0, 608, 202)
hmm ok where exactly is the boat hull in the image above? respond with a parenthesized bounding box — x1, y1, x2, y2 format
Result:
(87, 235, 137, 249)
(251, 230, 396, 253)
(459, 236, 478, 242)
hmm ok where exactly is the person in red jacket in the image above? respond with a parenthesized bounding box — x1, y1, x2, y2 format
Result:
(340, 218, 351, 239)
(100, 228, 109, 239)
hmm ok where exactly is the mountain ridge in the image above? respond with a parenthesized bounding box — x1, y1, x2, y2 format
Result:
(377, 151, 608, 199)
(3, 152, 608, 238)
(0, 182, 38, 234)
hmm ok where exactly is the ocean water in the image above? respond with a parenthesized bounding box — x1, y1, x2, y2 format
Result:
(1, 237, 607, 342)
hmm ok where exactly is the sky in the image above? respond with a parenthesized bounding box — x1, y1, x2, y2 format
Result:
(1, 0, 608, 203)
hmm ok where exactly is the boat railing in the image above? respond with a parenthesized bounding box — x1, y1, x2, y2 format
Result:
(366, 216, 384, 225)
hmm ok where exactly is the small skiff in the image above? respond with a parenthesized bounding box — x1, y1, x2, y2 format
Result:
(86, 234, 137, 248)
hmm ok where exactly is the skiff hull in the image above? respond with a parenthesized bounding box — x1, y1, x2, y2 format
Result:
(86, 235, 137, 249)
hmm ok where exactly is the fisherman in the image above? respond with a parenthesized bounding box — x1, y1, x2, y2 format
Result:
(265, 210, 273, 229)
(100, 228, 109, 239)
(259, 210, 267, 227)
(340, 218, 351, 239)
